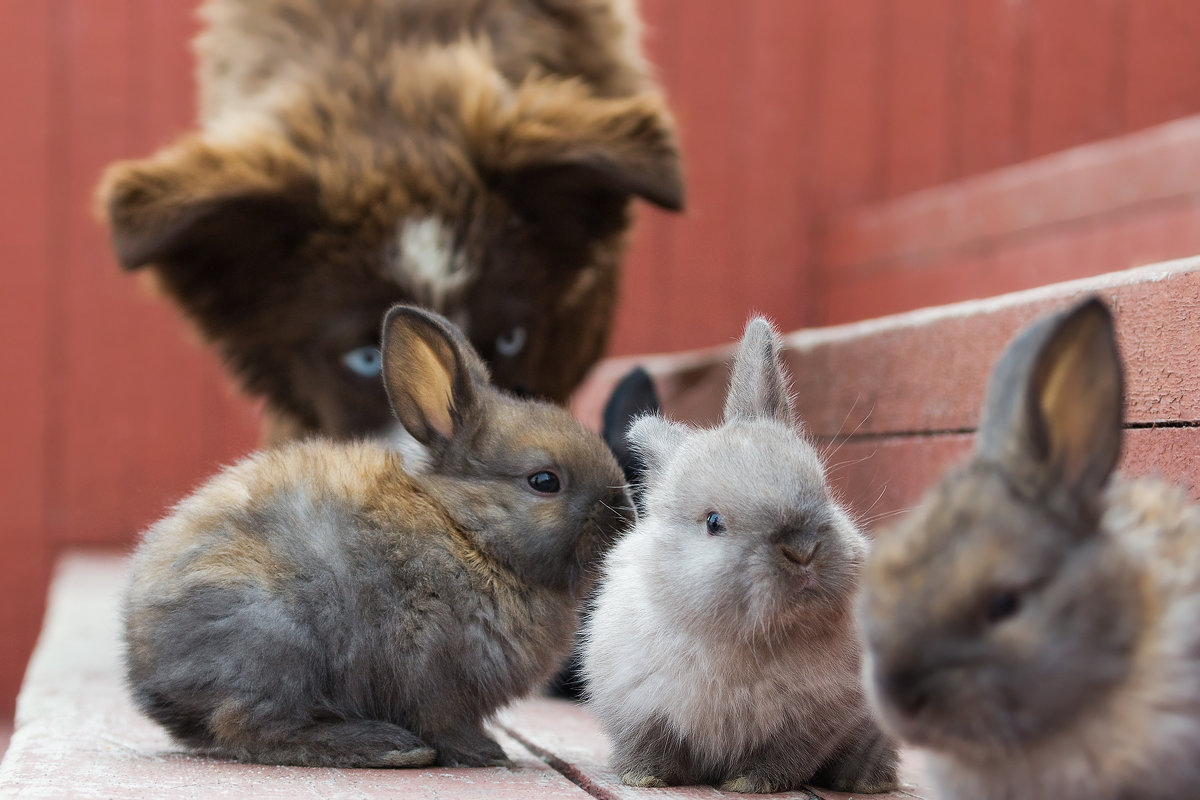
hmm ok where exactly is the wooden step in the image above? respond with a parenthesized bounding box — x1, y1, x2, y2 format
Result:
(573, 258, 1200, 529)
(0, 553, 928, 799)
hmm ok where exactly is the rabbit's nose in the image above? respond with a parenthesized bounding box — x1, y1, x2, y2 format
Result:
(780, 541, 818, 567)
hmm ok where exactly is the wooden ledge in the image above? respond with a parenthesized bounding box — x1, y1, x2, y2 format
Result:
(573, 259, 1200, 524)
(821, 115, 1200, 273)
(0, 553, 929, 799)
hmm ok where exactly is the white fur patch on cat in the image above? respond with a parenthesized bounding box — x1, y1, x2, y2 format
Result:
(391, 217, 471, 310)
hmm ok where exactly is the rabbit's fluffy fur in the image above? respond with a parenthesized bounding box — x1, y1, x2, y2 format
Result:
(860, 298, 1200, 800)
(124, 306, 633, 768)
(584, 318, 898, 794)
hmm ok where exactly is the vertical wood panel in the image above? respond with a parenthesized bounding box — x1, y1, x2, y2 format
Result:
(608, 0, 676, 355)
(738, 0, 817, 330)
(1027, 0, 1125, 158)
(811, 0, 886, 212)
(882, 0, 957, 197)
(51, 0, 141, 543)
(0, 0, 54, 718)
(959, 0, 1028, 176)
(659, 0, 750, 351)
(1124, 0, 1200, 132)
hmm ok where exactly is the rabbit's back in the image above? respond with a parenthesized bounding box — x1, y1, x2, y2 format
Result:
(124, 440, 570, 752)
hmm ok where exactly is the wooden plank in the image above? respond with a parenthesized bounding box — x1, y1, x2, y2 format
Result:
(811, 0, 886, 212)
(959, 0, 1028, 176)
(826, 427, 1200, 536)
(737, 0, 817, 331)
(1124, 0, 1200, 132)
(820, 115, 1200, 274)
(0, 0, 54, 719)
(51, 0, 141, 543)
(500, 698, 932, 800)
(573, 261, 1200, 439)
(0, 554, 593, 800)
(820, 192, 1200, 324)
(48, 0, 259, 546)
(607, 0, 680, 357)
(1026, 0, 1124, 158)
(658, 1, 749, 352)
(786, 263, 1200, 437)
(882, 0, 957, 197)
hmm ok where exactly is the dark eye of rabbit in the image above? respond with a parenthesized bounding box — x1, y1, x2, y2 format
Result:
(706, 512, 727, 535)
(527, 470, 562, 495)
(984, 590, 1021, 624)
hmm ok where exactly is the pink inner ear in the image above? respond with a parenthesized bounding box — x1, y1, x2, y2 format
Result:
(401, 337, 456, 440)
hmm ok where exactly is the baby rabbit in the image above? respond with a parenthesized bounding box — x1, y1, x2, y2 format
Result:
(583, 318, 899, 794)
(124, 305, 633, 768)
(859, 297, 1200, 800)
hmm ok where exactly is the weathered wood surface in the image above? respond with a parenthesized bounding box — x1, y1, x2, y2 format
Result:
(0, 554, 929, 799)
(573, 260, 1200, 528)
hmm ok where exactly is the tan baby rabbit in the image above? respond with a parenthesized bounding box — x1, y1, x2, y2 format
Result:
(124, 305, 633, 768)
(859, 297, 1200, 800)
(584, 318, 899, 794)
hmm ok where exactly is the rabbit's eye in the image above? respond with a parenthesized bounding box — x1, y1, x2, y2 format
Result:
(526, 470, 562, 495)
(984, 590, 1021, 624)
(496, 327, 526, 357)
(706, 512, 727, 535)
(341, 346, 383, 378)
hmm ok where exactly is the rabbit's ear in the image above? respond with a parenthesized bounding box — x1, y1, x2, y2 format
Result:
(381, 305, 486, 446)
(723, 317, 796, 425)
(602, 367, 660, 484)
(627, 415, 688, 480)
(977, 297, 1124, 500)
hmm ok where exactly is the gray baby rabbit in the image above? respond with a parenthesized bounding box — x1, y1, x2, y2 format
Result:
(124, 305, 633, 768)
(583, 318, 899, 794)
(859, 297, 1200, 800)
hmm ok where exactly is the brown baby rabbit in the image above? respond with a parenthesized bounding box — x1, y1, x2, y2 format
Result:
(124, 305, 633, 768)
(859, 297, 1200, 800)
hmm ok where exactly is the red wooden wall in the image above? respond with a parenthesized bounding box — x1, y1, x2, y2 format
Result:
(4, 0, 1200, 718)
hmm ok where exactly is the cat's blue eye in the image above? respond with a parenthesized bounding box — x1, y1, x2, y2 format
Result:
(496, 326, 526, 357)
(341, 346, 382, 378)
(706, 512, 727, 535)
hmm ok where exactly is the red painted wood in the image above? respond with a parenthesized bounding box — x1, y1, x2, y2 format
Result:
(574, 261, 1200, 443)
(959, 0, 1028, 175)
(1026, 0, 1125, 158)
(737, 0, 816, 331)
(0, 0, 54, 719)
(826, 428, 1200, 535)
(46, 0, 258, 548)
(50, 0, 141, 543)
(819, 115, 1200, 279)
(882, 0, 957, 197)
(1124, 0, 1200, 132)
(658, 0, 750, 352)
(811, 0, 886, 212)
(608, 0, 677, 356)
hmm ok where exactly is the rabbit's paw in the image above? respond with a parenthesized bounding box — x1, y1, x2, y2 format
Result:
(374, 746, 437, 767)
(433, 730, 510, 767)
(620, 771, 667, 787)
(720, 770, 812, 795)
